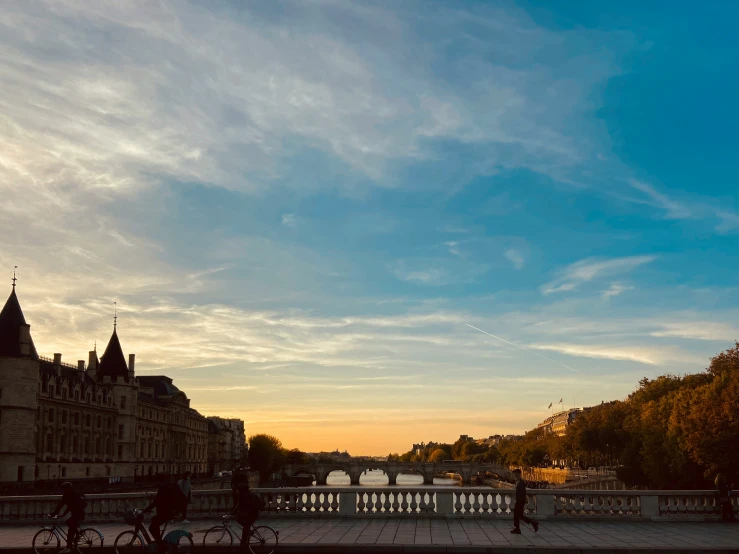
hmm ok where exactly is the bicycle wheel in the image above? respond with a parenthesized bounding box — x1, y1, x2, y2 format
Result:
(173, 533, 193, 554)
(248, 526, 278, 554)
(32, 528, 60, 554)
(202, 526, 234, 547)
(76, 528, 104, 550)
(113, 530, 145, 554)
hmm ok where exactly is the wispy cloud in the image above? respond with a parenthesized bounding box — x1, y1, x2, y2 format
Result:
(627, 179, 692, 219)
(601, 282, 633, 298)
(505, 249, 525, 270)
(650, 321, 739, 342)
(281, 214, 299, 227)
(542, 255, 655, 295)
(530, 343, 696, 366)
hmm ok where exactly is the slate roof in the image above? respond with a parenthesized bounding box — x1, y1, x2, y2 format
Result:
(97, 328, 129, 382)
(0, 288, 38, 359)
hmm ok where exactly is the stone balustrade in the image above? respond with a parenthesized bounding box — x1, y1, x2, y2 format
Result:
(0, 488, 734, 524)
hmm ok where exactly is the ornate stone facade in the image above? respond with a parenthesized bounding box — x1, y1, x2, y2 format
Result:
(0, 285, 228, 483)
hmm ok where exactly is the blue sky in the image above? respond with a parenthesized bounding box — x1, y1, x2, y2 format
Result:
(1, 1, 737, 454)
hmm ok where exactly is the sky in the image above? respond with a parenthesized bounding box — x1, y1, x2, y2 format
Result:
(1, 0, 737, 455)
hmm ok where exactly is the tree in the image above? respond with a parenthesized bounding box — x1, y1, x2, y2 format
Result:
(248, 434, 285, 483)
(284, 448, 309, 465)
(428, 448, 449, 463)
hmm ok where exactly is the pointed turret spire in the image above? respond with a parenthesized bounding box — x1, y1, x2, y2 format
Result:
(97, 324, 129, 382)
(0, 282, 38, 359)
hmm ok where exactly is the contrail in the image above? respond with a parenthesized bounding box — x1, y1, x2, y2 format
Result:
(466, 323, 583, 375)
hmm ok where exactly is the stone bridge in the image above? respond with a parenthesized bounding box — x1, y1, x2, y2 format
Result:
(284, 461, 512, 485)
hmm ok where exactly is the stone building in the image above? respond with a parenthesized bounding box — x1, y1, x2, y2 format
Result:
(207, 416, 247, 475)
(0, 283, 221, 483)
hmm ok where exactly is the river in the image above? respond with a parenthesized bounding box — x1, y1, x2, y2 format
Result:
(315, 468, 462, 487)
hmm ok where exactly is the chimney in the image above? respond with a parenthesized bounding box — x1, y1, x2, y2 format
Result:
(77, 360, 85, 371)
(53, 353, 62, 365)
(128, 354, 135, 378)
(18, 324, 31, 356)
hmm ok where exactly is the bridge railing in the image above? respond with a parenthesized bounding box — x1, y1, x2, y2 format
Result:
(0, 488, 734, 524)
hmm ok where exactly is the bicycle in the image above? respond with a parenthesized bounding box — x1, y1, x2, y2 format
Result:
(202, 515, 278, 554)
(113, 508, 193, 553)
(32, 515, 104, 554)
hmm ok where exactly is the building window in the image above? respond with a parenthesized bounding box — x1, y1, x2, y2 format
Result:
(120, 396, 126, 410)
(86, 393, 91, 403)
(72, 436, 78, 452)
(86, 414, 91, 427)
(117, 444, 123, 458)
(84, 437, 89, 455)
(118, 424, 124, 440)
(48, 409, 54, 423)
(96, 416, 101, 428)
(106, 417, 111, 430)
(46, 434, 53, 452)
(74, 412, 79, 426)
(60, 435, 66, 452)
(61, 411, 67, 424)
(62, 388, 67, 400)
(74, 390, 79, 401)
(106, 438, 111, 456)
(48, 385, 55, 397)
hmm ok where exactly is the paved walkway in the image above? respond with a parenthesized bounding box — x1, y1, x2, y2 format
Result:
(1, 517, 738, 552)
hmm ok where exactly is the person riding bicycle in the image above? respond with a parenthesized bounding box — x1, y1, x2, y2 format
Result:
(143, 482, 183, 552)
(50, 481, 86, 554)
(232, 481, 265, 546)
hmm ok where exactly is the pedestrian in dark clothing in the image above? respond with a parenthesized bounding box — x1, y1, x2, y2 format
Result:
(144, 482, 181, 552)
(177, 471, 193, 523)
(50, 482, 86, 554)
(715, 473, 736, 522)
(232, 467, 247, 508)
(510, 469, 538, 534)
(233, 481, 264, 546)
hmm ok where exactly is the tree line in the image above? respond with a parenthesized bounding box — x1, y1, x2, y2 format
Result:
(388, 343, 739, 489)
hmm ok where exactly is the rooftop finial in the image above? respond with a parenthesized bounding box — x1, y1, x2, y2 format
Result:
(12, 266, 17, 289)
(113, 301, 117, 330)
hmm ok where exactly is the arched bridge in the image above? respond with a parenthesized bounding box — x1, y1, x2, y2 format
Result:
(284, 461, 512, 486)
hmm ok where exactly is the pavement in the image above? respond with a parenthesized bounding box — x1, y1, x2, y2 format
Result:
(1, 517, 738, 553)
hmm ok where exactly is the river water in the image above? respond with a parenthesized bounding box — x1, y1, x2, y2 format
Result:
(317, 468, 462, 488)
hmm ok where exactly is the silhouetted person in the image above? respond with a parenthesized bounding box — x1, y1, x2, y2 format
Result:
(715, 473, 736, 522)
(233, 481, 264, 546)
(231, 467, 247, 507)
(510, 469, 538, 534)
(177, 471, 192, 523)
(50, 482, 86, 554)
(144, 482, 180, 552)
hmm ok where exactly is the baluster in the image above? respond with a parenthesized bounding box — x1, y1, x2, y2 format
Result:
(296, 492, 305, 513)
(400, 491, 410, 513)
(330, 492, 339, 513)
(357, 492, 366, 514)
(471, 493, 481, 514)
(527, 494, 536, 516)
(378, 491, 388, 513)
(427, 491, 436, 514)
(391, 492, 400, 513)
(410, 492, 419, 513)
(454, 492, 463, 514)
(418, 492, 428, 513)
(320, 492, 330, 512)
(480, 493, 490, 514)
(366, 492, 376, 513)
(678, 495, 688, 515)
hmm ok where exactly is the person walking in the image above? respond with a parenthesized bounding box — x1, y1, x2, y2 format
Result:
(177, 471, 193, 523)
(715, 473, 736, 522)
(510, 468, 539, 534)
(49, 482, 86, 554)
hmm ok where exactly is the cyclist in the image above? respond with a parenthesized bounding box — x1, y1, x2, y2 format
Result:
(49, 481, 86, 554)
(143, 482, 181, 552)
(233, 481, 264, 546)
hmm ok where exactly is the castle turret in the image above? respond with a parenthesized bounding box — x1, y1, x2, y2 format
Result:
(98, 322, 138, 480)
(0, 283, 40, 483)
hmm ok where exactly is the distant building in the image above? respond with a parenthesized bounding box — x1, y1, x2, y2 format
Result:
(537, 408, 592, 437)
(207, 416, 246, 475)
